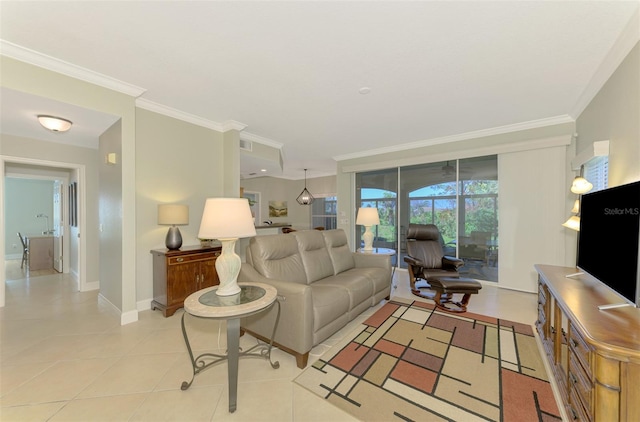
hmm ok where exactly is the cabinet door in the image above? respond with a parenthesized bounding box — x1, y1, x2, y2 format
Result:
(200, 258, 219, 289)
(167, 261, 198, 305)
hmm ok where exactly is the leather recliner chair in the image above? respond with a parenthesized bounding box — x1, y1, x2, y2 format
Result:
(404, 223, 464, 293)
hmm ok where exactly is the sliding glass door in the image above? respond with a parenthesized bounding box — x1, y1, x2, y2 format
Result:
(456, 156, 498, 281)
(356, 155, 498, 282)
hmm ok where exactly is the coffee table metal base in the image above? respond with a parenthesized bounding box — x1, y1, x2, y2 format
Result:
(180, 299, 280, 413)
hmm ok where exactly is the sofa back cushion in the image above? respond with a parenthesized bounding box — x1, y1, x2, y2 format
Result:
(247, 234, 308, 284)
(292, 230, 334, 284)
(322, 229, 355, 274)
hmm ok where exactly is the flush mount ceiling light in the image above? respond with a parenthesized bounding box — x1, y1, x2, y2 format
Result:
(37, 115, 73, 132)
(296, 169, 315, 205)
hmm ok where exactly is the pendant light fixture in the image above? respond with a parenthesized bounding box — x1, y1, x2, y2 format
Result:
(296, 169, 315, 205)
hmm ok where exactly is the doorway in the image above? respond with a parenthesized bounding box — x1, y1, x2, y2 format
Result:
(1, 156, 87, 307)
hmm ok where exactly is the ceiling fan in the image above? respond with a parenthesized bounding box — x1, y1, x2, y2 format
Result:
(441, 161, 473, 178)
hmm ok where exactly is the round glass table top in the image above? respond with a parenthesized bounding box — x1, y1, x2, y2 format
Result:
(199, 285, 266, 307)
(183, 282, 277, 318)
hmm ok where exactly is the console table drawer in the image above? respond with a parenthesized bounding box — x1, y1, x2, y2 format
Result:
(569, 324, 592, 376)
(569, 351, 593, 415)
(168, 251, 219, 265)
(569, 387, 592, 422)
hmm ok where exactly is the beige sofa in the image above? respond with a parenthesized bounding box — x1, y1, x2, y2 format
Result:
(238, 229, 392, 368)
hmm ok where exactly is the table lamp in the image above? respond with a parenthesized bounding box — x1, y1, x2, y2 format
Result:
(158, 204, 189, 250)
(356, 207, 380, 251)
(198, 198, 257, 296)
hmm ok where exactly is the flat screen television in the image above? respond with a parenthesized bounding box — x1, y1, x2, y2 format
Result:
(577, 180, 640, 308)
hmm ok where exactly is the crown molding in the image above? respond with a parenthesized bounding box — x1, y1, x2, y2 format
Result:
(135, 98, 226, 131)
(136, 99, 284, 151)
(0, 40, 146, 97)
(221, 120, 248, 132)
(569, 8, 640, 119)
(333, 114, 574, 161)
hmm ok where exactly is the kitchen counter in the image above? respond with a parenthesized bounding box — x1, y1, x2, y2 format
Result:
(26, 235, 54, 270)
(254, 223, 292, 229)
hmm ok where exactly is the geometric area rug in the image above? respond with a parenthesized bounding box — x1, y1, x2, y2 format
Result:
(294, 298, 561, 421)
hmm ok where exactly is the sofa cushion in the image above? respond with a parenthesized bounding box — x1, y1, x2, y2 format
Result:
(309, 284, 350, 333)
(313, 272, 372, 312)
(351, 267, 390, 295)
(293, 230, 335, 284)
(322, 229, 355, 274)
(248, 234, 308, 284)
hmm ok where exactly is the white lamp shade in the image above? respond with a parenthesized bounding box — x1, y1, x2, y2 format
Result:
(570, 177, 593, 194)
(356, 207, 380, 226)
(562, 215, 581, 231)
(198, 198, 257, 240)
(158, 204, 189, 225)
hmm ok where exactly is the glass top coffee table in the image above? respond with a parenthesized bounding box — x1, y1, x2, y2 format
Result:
(180, 282, 280, 413)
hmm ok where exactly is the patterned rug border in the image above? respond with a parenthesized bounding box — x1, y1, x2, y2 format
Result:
(294, 299, 561, 422)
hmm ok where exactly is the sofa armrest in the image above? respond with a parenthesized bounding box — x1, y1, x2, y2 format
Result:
(353, 253, 391, 269)
(238, 263, 314, 355)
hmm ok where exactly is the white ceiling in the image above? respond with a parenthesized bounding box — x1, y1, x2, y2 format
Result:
(1, 1, 638, 180)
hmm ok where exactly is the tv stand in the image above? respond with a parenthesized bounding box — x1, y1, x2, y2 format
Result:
(535, 265, 640, 421)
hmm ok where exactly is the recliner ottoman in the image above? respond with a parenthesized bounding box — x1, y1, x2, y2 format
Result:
(427, 276, 482, 313)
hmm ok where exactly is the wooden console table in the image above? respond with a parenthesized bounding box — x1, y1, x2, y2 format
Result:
(151, 245, 222, 317)
(535, 264, 640, 421)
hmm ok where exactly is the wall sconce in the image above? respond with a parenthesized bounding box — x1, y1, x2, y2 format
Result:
(198, 198, 257, 296)
(356, 207, 380, 251)
(38, 115, 73, 132)
(158, 204, 189, 250)
(564, 167, 591, 231)
(106, 153, 117, 165)
(562, 215, 581, 231)
(570, 176, 593, 194)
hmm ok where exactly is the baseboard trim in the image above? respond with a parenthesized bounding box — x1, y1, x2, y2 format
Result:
(98, 293, 139, 325)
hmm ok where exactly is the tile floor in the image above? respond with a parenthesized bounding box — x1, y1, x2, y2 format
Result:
(1, 261, 540, 421)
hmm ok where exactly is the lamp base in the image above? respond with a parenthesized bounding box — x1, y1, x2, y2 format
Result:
(215, 238, 242, 296)
(362, 226, 374, 251)
(165, 226, 183, 250)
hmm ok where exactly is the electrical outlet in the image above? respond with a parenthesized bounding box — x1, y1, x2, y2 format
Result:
(12, 243, 17, 249)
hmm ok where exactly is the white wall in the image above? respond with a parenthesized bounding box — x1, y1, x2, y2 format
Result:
(576, 42, 639, 186)
(99, 121, 123, 308)
(134, 108, 225, 307)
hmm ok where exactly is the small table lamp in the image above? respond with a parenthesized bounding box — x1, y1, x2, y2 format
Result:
(158, 204, 189, 250)
(198, 198, 257, 296)
(356, 207, 380, 251)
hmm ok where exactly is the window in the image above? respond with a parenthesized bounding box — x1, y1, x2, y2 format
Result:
(584, 156, 608, 192)
(356, 155, 498, 282)
(311, 196, 337, 229)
